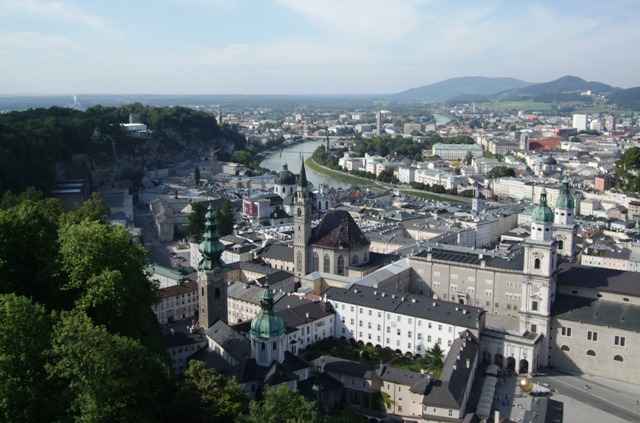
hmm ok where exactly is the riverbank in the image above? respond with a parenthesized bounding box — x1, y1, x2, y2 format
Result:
(306, 158, 470, 204)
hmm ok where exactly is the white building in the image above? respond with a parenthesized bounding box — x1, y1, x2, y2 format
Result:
(432, 144, 483, 161)
(572, 114, 587, 131)
(326, 284, 484, 357)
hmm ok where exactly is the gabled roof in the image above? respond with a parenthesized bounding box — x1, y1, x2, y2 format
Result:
(425, 331, 479, 409)
(309, 210, 370, 249)
(260, 243, 294, 262)
(205, 320, 251, 362)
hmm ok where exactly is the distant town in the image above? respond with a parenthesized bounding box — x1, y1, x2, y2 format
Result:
(3, 83, 640, 423)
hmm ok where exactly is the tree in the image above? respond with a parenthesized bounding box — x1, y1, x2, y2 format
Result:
(487, 166, 516, 179)
(216, 200, 234, 236)
(58, 220, 158, 343)
(194, 166, 201, 186)
(241, 385, 320, 423)
(0, 294, 57, 423)
(186, 202, 208, 242)
(61, 192, 110, 225)
(616, 147, 640, 193)
(48, 311, 170, 423)
(463, 151, 474, 166)
(173, 361, 247, 422)
(0, 198, 64, 306)
(425, 344, 445, 378)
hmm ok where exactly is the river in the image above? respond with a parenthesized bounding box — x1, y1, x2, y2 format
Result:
(260, 139, 351, 189)
(259, 113, 452, 189)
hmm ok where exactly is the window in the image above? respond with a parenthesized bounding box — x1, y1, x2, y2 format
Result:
(214, 288, 221, 299)
(587, 331, 598, 341)
(337, 255, 345, 275)
(448, 410, 453, 417)
(272, 342, 277, 351)
(417, 333, 422, 340)
(312, 253, 319, 272)
(614, 355, 624, 362)
(397, 329, 401, 336)
(352, 255, 359, 265)
(296, 251, 303, 273)
(586, 350, 596, 357)
(615, 336, 626, 346)
(323, 254, 330, 273)
(531, 324, 537, 333)
(560, 345, 570, 351)
(534, 258, 541, 269)
(558, 240, 564, 250)
(408, 331, 412, 338)
(532, 301, 538, 312)
(561, 327, 572, 337)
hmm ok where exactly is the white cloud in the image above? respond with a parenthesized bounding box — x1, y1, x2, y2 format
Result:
(0, 0, 108, 30)
(274, 0, 422, 41)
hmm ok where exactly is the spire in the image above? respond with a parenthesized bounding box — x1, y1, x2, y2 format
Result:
(260, 287, 275, 313)
(298, 158, 308, 188)
(198, 203, 224, 271)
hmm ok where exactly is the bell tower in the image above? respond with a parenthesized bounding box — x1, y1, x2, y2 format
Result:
(553, 179, 577, 258)
(521, 189, 557, 368)
(197, 204, 227, 329)
(294, 161, 311, 279)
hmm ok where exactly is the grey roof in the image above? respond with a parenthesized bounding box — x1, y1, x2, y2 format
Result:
(227, 282, 288, 305)
(312, 355, 374, 378)
(275, 301, 333, 329)
(161, 319, 206, 348)
(553, 295, 640, 333)
(425, 331, 479, 409)
(260, 243, 294, 262)
(557, 264, 640, 297)
(205, 320, 251, 362)
(414, 247, 524, 272)
(376, 365, 431, 394)
(309, 210, 370, 249)
(326, 284, 483, 330)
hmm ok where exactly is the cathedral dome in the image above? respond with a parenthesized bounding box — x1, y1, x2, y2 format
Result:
(276, 164, 296, 185)
(250, 289, 285, 339)
(531, 190, 554, 224)
(555, 180, 575, 210)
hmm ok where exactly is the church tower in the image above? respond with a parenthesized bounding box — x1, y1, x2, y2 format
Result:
(553, 179, 577, 258)
(521, 189, 557, 368)
(471, 181, 483, 216)
(197, 204, 227, 329)
(294, 161, 311, 279)
(250, 288, 287, 367)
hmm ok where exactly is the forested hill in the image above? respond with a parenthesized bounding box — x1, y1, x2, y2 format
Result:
(0, 104, 247, 194)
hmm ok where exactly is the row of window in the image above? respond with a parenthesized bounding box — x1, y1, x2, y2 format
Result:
(560, 346, 625, 362)
(348, 317, 449, 333)
(560, 327, 626, 346)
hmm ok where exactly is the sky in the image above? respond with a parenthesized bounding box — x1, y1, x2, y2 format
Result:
(1, 0, 639, 95)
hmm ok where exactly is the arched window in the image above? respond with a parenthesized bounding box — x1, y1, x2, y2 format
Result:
(558, 240, 564, 250)
(337, 255, 345, 275)
(323, 254, 330, 273)
(534, 258, 541, 269)
(312, 253, 319, 272)
(296, 251, 302, 273)
(560, 345, 570, 351)
(586, 350, 596, 357)
(614, 355, 624, 362)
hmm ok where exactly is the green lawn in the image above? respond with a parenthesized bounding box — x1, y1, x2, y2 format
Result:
(301, 338, 443, 377)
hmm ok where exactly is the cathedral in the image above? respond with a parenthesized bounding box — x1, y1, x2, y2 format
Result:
(263, 162, 375, 281)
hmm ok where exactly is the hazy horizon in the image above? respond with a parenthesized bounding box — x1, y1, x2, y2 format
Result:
(2, 0, 640, 95)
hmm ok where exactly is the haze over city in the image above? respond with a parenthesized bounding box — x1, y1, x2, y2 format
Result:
(2, 0, 640, 94)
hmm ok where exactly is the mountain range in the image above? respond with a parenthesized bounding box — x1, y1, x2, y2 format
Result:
(392, 75, 640, 108)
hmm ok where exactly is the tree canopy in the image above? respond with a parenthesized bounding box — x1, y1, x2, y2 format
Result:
(616, 147, 640, 193)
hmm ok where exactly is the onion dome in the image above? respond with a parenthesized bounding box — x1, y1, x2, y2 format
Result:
(531, 190, 554, 224)
(198, 203, 225, 271)
(277, 164, 296, 185)
(250, 288, 285, 339)
(555, 179, 575, 210)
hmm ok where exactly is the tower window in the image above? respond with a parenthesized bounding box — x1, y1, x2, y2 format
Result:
(534, 258, 541, 269)
(337, 255, 345, 275)
(532, 301, 538, 311)
(614, 355, 624, 362)
(297, 208, 302, 217)
(558, 240, 564, 250)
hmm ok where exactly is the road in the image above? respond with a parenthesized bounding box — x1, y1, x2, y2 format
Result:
(536, 374, 640, 422)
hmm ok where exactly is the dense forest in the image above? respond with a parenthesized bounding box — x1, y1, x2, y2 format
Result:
(0, 104, 247, 194)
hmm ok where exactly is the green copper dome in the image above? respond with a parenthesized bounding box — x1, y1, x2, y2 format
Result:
(198, 203, 225, 271)
(532, 190, 554, 224)
(250, 288, 285, 339)
(555, 179, 575, 210)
